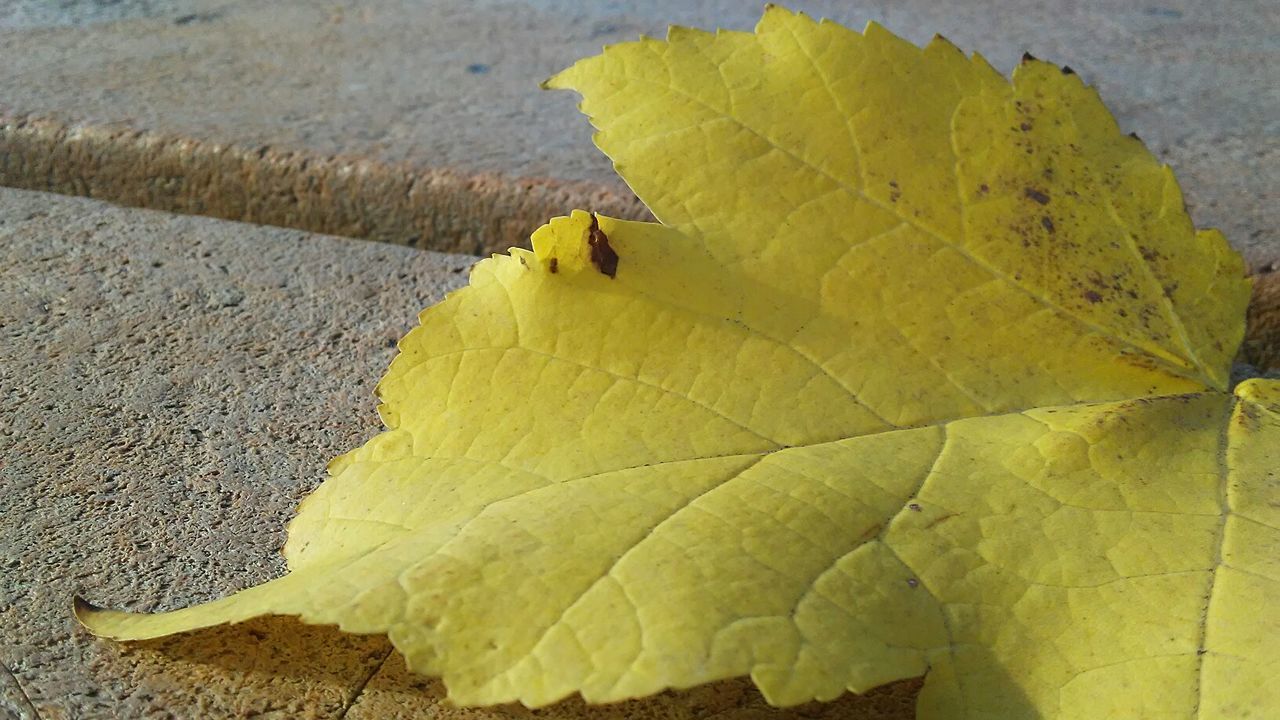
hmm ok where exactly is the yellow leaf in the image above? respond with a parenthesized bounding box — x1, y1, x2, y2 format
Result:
(79, 7, 1276, 718)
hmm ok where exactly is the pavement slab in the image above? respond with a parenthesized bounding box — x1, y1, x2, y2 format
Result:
(0, 187, 461, 718)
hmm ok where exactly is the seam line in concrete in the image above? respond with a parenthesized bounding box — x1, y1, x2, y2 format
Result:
(337, 646, 395, 719)
(0, 112, 649, 257)
(0, 661, 41, 720)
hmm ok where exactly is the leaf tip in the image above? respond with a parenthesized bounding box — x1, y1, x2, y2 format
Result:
(72, 595, 111, 635)
(73, 595, 101, 618)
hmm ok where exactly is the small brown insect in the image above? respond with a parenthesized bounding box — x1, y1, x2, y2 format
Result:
(548, 257, 559, 274)
(587, 214, 619, 279)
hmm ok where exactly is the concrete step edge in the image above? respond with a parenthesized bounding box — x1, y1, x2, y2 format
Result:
(0, 111, 650, 256)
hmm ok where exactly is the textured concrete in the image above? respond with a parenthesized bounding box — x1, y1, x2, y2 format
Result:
(0, 187, 459, 718)
(0, 0, 1275, 266)
(0, 188, 926, 718)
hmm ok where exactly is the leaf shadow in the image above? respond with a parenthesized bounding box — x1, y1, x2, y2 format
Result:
(128, 616, 929, 718)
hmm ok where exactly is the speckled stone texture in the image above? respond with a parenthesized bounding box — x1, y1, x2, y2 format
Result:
(0, 188, 461, 718)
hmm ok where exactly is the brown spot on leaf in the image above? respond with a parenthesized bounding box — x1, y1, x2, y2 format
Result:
(1020, 121, 1033, 132)
(1083, 290, 1103, 304)
(587, 214, 619, 278)
(548, 257, 559, 274)
(978, 183, 989, 195)
(1041, 216, 1055, 233)
(888, 180, 902, 202)
(1021, 51, 1037, 64)
(1236, 404, 1262, 432)
(924, 513, 958, 530)
(1025, 187, 1050, 205)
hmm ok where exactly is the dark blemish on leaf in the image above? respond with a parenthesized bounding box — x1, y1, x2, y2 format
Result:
(1117, 308, 1128, 317)
(906, 578, 920, 588)
(1025, 187, 1050, 205)
(1236, 404, 1262, 431)
(548, 257, 559, 274)
(978, 183, 989, 195)
(908, 502, 923, 512)
(858, 523, 884, 542)
(1061, 65, 1075, 75)
(1163, 282, 1179, 297)
(924, 513, 958, 530)
(466, 63, 491, 74)
(1126, 289, 1139, 299)
(1083, 290, 1103, 304)
(1019, 121, 1033, 132)
(1139, 246, 1159, 262)
(587, 214, 619, 278)
(1041, 216, 1055, 233)
(888, 180, 902, 202)
(518, 256, 528, 268)
(1021, 51, 1037, 64)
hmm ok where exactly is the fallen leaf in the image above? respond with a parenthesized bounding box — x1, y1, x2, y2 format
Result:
(78, 7, 1277, 718)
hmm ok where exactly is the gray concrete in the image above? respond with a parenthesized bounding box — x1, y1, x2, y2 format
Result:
(0, 0, 1275, 266)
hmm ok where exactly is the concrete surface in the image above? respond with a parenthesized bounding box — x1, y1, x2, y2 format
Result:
(0, 186, 462, 718)
(0, 187, 925, 718)
(0, 0, 1275, 266)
